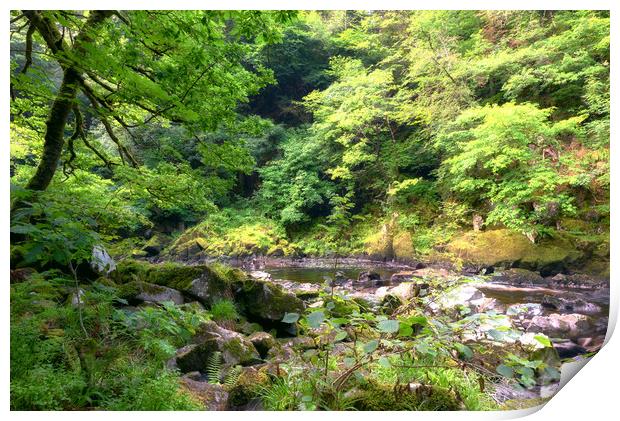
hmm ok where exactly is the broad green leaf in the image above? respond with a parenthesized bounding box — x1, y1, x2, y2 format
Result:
(363, 339, 379, 354)
(334, 331, 347, 342)
(307, 311, 326, 328)
(398, 323, 414, 337)
(454, 343, 473, 360)
(378, 356, 391, 368)
(377, 319, 400, 333)
(534, 335, 552, 348)
(488, 329, 504, 341)
(282, 312, 299, 323)
(496, 364, 514, 378)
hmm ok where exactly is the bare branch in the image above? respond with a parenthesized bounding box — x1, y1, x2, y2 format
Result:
(81, 83, 139, 167)
(71, 104, 114, 169)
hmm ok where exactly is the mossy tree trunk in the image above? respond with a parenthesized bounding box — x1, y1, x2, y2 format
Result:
(25, 68, 81, 191)
(20, 10, 112, 192)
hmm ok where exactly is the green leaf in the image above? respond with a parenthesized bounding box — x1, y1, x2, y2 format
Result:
(10, 224, 37, 234)
(533, 335, 552, 348)
(334, 331, 347, 342)
(306, 311, 326, 328)
(363, 339, 379, 354)
(377, 319, 400, 333)
(496, 364, 514, 378)
(282, 312, 299, 323)
(488, 329, 504, 341)
(378, 356, 391, 368)
(398, 323, 414, 337)
(544, 366, 561, 381)
(454, 343, 473, 360)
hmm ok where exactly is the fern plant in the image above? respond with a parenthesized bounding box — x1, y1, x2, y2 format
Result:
(224, 365, 242, 388)
(206, 351, 223, 384)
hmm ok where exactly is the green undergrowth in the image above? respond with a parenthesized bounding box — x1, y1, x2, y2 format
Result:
(159, 204, 609, 276)
(370, 356, 497, 410)
(166, 208, 294, 258)
(10, 272, 207, 410)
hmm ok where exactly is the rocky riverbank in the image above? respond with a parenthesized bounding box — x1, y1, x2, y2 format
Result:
(102, 255, 609, 410)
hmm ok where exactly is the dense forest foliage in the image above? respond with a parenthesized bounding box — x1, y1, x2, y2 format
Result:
(10, 10, 609, 411)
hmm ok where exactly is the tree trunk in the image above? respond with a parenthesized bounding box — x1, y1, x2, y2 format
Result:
(25, 68, 81, 191)
(20, 10, 113, 192)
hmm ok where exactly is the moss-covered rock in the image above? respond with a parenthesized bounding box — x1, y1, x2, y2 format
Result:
(227, 366, 271, 407)
(142, 233, 171, 256)
(192, 321, 261, 366)
(236, 279, 304, 322)
(393, 232, 416, 262)
(112, 259, 244, 306)
(111, 259, 152, 284)
(248, 332, 278, 359)
(447, 229, 583, 275)
(239, 321, 265, 335)
(351, 381, 462, 411)
(117, 280, 184, 305)
(380, 294, 403, 315)
(180, 377, 229, 410)
(492, 268, 545, 286)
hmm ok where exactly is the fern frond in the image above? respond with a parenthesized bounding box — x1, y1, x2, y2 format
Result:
(206, 351, 222, 384)
(224, 365, 242, 387)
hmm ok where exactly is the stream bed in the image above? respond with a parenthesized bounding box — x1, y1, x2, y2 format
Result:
(258, 263, 610, 358)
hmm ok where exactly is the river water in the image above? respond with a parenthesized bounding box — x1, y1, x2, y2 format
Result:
(260, 264, 609, 354)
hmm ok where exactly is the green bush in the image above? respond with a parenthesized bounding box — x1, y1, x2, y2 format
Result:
(210, 299, 239, 321)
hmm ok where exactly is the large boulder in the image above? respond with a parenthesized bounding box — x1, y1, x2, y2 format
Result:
(91, 245, 116, 275)
(389, 281, 429, 301)
(247, 331, 278, 359)
(492, 268, 545, 286)
(180, 377, 229, 410)
(249, 270, 271, 281)
(118, 281, 184, 305)
(193, 322, 261, 366)
(171, 322, 261, 372)
(541, 294, 602, 314)
(112, 260, 244, 307)
(435, 284, 482, 311)
(235, 279, 304, 322)
(185, 265, 246, 306)
(447, 229, 582, 275)
(506, 303, 544, 319)
(527, 313, 591, 337)
(545, 273, 609, 290)
(268, 279, 322, 300)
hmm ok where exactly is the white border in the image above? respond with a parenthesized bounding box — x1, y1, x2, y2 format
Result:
(3, 1, 618, 420)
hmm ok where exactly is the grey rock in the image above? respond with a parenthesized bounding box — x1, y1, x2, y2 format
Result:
(527, 313, 591, 337)
(91, 245, 116, 275)
(492, 269, 544, 286)
(180, 378, 229, 410)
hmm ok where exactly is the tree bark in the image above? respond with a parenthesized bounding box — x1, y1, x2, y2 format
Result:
(25, 68, 81, 191)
